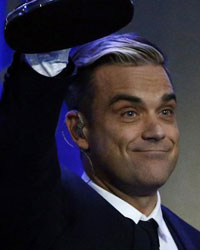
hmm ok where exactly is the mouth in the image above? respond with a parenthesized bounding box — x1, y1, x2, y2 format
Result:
(133, 149, 170, 153)
(132, 150, 170, 159)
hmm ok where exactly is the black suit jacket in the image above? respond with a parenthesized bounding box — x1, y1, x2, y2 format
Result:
(1, 53, 200, 250)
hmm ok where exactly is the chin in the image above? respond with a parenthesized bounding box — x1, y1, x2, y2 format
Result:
(141, 170, 174, 194)
(125, 170, 173, 196)
(142, 159, 176, 181)
(131, 180, 165, 197)
(115, 174, 167, 197)
(147, 169, 174, 186)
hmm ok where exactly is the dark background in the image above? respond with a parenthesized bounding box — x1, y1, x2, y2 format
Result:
(1, 0, 200, 230)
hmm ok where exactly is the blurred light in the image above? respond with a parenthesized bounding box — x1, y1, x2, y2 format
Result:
(0, 0, 13, 71)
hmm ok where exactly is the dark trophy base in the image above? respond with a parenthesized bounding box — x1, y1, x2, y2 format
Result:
(4, 0, 134, 53)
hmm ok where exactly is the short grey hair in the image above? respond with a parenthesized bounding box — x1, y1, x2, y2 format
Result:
(65, 33, 167, 122)
(69, 33, 166, 75)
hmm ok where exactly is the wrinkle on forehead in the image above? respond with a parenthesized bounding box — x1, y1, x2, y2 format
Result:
(93, 64, 174, 104)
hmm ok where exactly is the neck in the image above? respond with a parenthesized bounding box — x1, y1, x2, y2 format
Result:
(82, 155, 158, 216)
(89, 173, 158, 217)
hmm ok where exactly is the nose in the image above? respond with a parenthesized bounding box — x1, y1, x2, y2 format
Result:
(141, 118, 165, 142)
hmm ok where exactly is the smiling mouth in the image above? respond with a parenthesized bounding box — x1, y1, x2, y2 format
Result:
(132, 149, 171, 157)
(134, 149, 170, 152)
(135, 150, 169, 152)
(133, 150, 170, 159)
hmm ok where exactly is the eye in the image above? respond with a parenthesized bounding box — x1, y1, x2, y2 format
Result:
(120, 110, 139, 123)
(162, 109, 173, 115)
(123, 110, 137, 117)
(160, 108, 175, 119)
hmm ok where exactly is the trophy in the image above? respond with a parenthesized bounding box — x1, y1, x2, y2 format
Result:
(4, 0, 134, 53)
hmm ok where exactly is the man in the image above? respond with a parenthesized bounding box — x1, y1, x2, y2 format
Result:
(64, 33, 200, 249)
(1, 33, 200, 250)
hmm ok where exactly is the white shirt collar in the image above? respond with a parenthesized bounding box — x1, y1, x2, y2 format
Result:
(82, 172, 172, 244)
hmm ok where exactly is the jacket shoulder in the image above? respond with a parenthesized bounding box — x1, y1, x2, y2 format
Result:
(162, 205, 200, 249)
(162, 205, 199, 232)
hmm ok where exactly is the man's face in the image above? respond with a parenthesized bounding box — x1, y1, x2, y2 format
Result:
(87, 64, 179, 196)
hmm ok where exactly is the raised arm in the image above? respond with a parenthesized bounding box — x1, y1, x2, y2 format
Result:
(0, 52, 70, 249)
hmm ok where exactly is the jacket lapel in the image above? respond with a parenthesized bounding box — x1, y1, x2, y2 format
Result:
(162, 205, 198, 250)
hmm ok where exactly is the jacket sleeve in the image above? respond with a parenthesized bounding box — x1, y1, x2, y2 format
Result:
(0, 52, 70, 249)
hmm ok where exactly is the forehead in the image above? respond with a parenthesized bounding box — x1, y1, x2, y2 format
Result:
(93, 64, 174, 103)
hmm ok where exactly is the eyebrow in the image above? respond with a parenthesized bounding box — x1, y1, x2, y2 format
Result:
(162, 93, 177, 103)
(108, 93, 177, 107)
(109, 94, 144, 107)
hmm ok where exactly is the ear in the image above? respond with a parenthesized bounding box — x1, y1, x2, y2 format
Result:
(65, 110, 89, 150)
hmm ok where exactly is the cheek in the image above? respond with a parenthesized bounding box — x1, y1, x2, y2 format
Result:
(168, 125, 180, 146)
(91, 122, 141, 159)
(89, 121, 121, 155)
